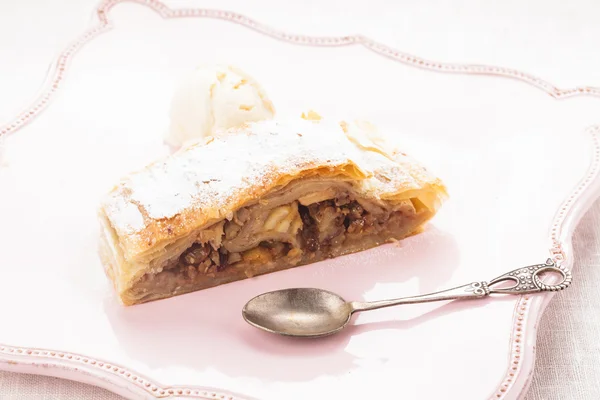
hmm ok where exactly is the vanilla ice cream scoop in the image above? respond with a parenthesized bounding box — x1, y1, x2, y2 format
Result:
(166, 65, 275, 147)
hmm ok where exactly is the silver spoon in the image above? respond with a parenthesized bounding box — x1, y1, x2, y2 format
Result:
(242, 259, 571, 338)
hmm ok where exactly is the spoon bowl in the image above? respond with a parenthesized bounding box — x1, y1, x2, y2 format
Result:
(242, 288, 353, 337)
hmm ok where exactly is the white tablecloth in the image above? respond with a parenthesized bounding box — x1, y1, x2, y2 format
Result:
(1, 1, 599, 398)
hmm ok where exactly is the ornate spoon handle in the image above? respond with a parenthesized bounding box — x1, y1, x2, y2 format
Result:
(350, 258, 571, 313)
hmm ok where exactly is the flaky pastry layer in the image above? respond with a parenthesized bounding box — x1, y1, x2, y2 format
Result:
(99, 118, 447, 305)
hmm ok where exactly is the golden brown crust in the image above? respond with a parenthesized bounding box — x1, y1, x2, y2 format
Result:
(98, 118, 447, 303)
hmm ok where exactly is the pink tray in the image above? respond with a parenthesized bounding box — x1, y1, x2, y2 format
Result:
(1, 1, 599, 399)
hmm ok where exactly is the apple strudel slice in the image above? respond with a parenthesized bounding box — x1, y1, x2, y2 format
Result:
(99, 119, 447, 305)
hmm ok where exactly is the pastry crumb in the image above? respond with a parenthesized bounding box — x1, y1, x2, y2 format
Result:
(301, 110, 322, 121)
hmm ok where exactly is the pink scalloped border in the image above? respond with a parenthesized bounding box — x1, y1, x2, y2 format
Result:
(1, 1, 600, 399)
(0, 344, 238, 399)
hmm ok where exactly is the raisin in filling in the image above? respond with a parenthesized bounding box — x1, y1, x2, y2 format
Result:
(298, 199, 381, 255)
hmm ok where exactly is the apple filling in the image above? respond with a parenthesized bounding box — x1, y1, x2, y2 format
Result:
(133, 187, 426, 298)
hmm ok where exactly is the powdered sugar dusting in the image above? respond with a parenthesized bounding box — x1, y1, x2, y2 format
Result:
(105, 119, 367, 233)
(142, 119, 360, 218)
(103, 194, 146, 234)
(102, 118, 444, 250)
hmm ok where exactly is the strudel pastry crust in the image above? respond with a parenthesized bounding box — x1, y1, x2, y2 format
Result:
(99, 118, 447, 305)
